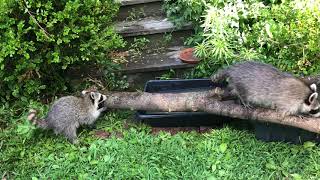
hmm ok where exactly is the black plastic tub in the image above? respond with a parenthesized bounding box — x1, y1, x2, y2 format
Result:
(254, 122, 320, 144)
(135, 79, 320, 144)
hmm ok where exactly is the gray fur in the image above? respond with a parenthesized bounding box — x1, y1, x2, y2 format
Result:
(28, 91, 107, 144)
(211, 61, 320, 117)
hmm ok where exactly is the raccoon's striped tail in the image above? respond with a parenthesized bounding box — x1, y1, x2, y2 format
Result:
(210, 69, 228, 83)
(27, 109, 49, 129)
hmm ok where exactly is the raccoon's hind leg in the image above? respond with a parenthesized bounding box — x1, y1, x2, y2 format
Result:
(63, 125, 78, 144)
(238, 95, 253, 109)
(228, 84, 252, 109)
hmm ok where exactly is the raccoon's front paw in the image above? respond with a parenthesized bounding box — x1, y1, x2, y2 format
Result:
(242, 103, 253, 110)
(71, 139, 79, 144)
(88, 123, 97, 130)
(67, 136, 79, 144)
(99, 106, 107, 112)
(297, 114, 305, 119)
(279, 111, 292, 119)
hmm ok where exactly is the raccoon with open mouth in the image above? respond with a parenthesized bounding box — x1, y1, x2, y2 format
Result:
(28, 90, 107, 144)
(211, 61, 320, 117)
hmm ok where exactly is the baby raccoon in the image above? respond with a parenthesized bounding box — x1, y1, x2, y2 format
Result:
(28, 90, 107, 144)
(211, 61, 320, 117)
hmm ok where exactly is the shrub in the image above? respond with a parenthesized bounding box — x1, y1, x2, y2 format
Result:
(163, 0, 207, 28)
(195, 1, 267, 66)
(0, 0, 124, 103)
(164, 0, 320, 77)
(163, 0, 212, 46)
(247, 0, 320, 74)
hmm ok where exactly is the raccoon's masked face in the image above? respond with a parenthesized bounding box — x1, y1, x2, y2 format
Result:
(90, 92, 107, 110)
(82, 90, 107, 110)
(304, 84, 320, 117)
(306, 93, 320, 117)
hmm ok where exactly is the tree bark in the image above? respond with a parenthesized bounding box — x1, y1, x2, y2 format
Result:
(102, 89, 320, 134)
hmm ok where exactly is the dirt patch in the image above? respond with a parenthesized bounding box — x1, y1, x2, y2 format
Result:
(123, 121, 130, 130)
(94, 130, 111, 139)
(0, 121, 7, 130)
(114, 131, 124, 139)
(151, 126, 213, 135)
(94, 125, 214, 139)
(94, 130, 124, 139)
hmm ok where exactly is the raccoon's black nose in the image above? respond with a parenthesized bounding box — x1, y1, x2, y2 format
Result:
(98, 99, 105, 109)
(309, 109, 319, 114)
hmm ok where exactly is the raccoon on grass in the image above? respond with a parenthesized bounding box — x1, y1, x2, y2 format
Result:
(211, 61, 320, 117)
(28, 90, 107, 144)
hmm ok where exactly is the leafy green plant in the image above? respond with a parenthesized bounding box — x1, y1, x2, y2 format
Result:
(200, 0, 320, 75)
(163, 0, 208, 46)
(159, 69, 176, 80)
(126, 7, 147, 21)
(0, 0, 125, 102)
(165, 0, 320, 78)
(163, 33, 173, 44)
(195, 1, 267, 63)
(129, 37, 150, 56)
(163, 0, 208, 29)
(104, 72, 129, 90)
(247, 0, 320, 74)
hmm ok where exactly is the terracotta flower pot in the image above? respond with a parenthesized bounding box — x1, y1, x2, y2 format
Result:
(179, 48, 200, 64)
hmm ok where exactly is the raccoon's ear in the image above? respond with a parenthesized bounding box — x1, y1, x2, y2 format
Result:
(310, 83, 317, 92)
(90, 92, 96, 100)
(81, 90, 88, 95)
(309, 92, 318, 104)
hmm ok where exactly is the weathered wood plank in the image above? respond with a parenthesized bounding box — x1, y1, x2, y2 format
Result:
(121, 46, 195, 73)
(115, 17, 193, 37)
(118, 0, 162, 6)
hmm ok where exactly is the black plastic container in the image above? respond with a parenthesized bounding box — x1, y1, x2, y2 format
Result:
(135, 79, 320, 144)
(254, 122, 320, 144)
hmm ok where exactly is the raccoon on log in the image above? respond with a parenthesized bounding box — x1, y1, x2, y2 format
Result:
(211, 61, 320, 117)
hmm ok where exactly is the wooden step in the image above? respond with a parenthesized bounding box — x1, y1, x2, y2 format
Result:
(121, 46, 196, 73)
(115, 17, 193, 37)
(122, 29, 193, 52)
(119, 0, 162, 6)
(117, 0, 163, 21)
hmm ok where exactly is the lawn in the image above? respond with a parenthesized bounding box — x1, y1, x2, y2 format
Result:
(1, 109, 320, 179)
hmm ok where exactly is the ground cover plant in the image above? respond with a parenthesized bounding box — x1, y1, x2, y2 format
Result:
(1, 107, 320, 179)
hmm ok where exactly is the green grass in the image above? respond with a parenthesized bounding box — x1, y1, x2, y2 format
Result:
(1, 106, 320, 179)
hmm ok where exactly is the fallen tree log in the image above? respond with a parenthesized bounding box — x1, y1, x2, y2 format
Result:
(102, 88, 320, 134)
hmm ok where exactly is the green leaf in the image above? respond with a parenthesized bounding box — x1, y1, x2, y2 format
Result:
(303, 141, 316, 149)
(291, 173, 302, 180)
(57, 38, 62, 45)
(211, 164, 217, 172)
(219, 143, 228, 153)
(52, 165, 60, 169)
(266, 161, 277, 170)
(207, 176, 217, 180)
